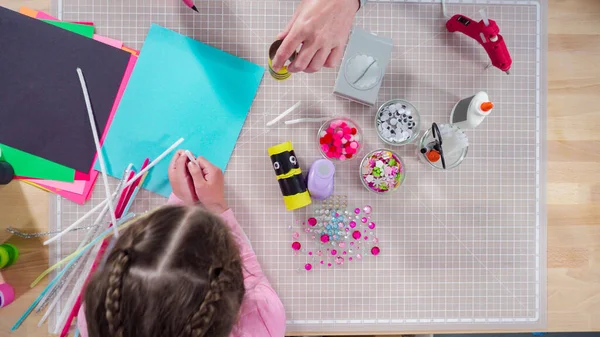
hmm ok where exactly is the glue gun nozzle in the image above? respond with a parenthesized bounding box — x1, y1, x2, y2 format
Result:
(191, 5, 199, 13)
(505, 70, 510, 75)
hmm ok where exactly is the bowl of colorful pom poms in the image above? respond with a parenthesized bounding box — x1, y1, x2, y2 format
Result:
(360, 149, 405, 194)
(375, 99, 421, 146)
(318, 117, 363, 161)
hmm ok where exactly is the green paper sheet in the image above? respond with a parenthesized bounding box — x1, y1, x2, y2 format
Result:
(40, 20, 94, 38)
(0, 144, 75, 182)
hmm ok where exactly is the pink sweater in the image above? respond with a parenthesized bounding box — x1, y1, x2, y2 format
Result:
(77, 194, 286, 337)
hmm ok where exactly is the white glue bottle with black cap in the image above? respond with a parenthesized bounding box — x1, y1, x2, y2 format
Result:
(449, 91, 494, 129)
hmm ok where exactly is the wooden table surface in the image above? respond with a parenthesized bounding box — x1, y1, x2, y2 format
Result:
(0, 0, 599, 336)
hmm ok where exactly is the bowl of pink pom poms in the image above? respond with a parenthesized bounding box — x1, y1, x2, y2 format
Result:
(317, 117, 363, 161)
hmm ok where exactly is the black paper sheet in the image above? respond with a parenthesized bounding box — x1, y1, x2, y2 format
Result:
(0, 7, 131, 172)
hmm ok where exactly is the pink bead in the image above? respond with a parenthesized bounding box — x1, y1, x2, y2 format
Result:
(335, 256, 344, 265)
(330, 122, 337, 129)
(292, 242, 301, 251)
(352, 231, 361, 240)
(305, 263, 313, 271)
(346, 147, 356, 154)
(342, 126, 351, 134)
(371, 246, 381, 256)
(368, 222, 376, 229)
(339, 155, 346, 161)
(292, 232, 300, 239)
(343, 133, 352, 140)
(333, 139, 342, 147)
(331, 249, 337, 255)
(320, 260, 324, 264)
(356, 254, 362, 260)
(320, 235, 329, 243)
(332, 132, 341, 140)
(339, 242, 346, 248)
(361, 217, 367, 223)
(336, 130, 343, 137)
(321, 144, 329, 152)
(349, 257, 353, 261)
(308, 217, 317, 226)
(328, 263, 332, 267)
(349, 221, 357, 228)
(326, 127, 334, 134)
(326, 152, 334, 158)
(350, 141, 358, 149)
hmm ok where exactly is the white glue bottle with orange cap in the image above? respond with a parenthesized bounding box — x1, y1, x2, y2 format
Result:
(449, 91, 494, 129)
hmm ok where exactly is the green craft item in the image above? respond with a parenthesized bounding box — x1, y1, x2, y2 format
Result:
(40, 20, 94, 38)
(0, 144, 75, 182)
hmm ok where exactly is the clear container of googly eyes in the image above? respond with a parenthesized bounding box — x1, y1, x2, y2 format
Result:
(375, 99, 421, 146)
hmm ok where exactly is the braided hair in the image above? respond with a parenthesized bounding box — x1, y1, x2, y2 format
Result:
(84, 206, 245, 337)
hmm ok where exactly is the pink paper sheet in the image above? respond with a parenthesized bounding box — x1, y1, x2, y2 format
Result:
(35, 11, 57, 20)
(27, 178, 87, 194)
(93, 34, 123, 49)
(38, 171, 99, 205)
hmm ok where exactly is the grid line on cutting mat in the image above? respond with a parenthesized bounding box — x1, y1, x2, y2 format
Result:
(47, 0, 547, 333)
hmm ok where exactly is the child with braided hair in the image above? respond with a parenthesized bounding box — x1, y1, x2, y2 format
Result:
(77, 151, 286, 337)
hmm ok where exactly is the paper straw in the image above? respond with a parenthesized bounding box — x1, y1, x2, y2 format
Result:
(266, 101, 301, 126)
(284, 117, 330, 125)
(77, 67, 119, 239)
(31, 212, 135, 288)
(185, 150, 200, 167)
(37, 250, 89, 326)
(44, 137, 184, 245)
(11, 215, 134, 331)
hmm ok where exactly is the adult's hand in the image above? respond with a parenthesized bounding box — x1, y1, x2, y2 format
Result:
(272, 0, 359, 73)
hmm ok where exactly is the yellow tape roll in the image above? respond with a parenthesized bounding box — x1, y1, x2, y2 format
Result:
(268, 40, 297, 81)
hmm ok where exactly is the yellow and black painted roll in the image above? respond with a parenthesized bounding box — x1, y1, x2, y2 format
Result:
(268, 40, 297, 81)
(268, 141, 311, 210)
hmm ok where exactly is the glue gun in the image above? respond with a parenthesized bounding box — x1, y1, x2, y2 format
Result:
(446, 10, 512, 74)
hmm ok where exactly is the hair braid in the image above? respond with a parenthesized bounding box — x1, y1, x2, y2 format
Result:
(185, 267, 231, 337)
(104, 249, 130, 337)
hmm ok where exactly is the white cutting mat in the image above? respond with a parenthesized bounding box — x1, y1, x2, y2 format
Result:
(48, 0, 547, 334)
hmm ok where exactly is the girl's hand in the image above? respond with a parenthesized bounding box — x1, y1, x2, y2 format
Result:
(187, 155, 229, 214)
(168, 150, 199, 205)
